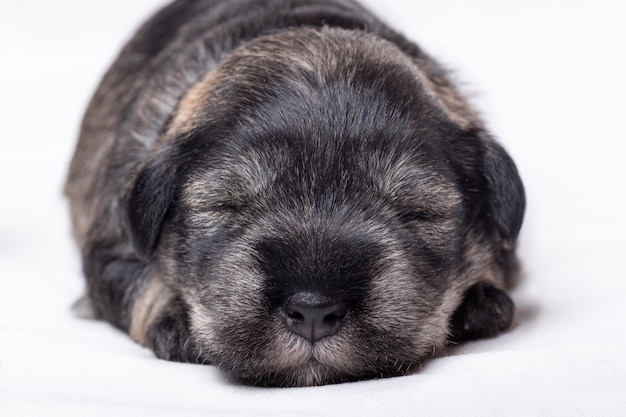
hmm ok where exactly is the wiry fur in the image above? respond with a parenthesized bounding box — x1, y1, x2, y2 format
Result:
(65, 0, 525, 387)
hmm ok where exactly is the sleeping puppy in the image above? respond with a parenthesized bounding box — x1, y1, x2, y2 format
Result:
(65, 0, 525, 387)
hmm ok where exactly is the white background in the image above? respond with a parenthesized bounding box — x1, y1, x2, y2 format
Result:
(1, 0, 625, 415)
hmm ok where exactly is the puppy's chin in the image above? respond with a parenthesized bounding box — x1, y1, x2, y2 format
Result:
(220, 335, 414, 387)
(232, 360, 363, 388)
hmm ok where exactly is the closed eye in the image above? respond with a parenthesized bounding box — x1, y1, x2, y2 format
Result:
(397, 208, 442, 224)
(206, 200, 247, 214)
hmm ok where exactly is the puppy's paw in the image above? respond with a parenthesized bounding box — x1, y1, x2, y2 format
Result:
(449, 283, 514, 342)
(129, 277, 207, 363)
(146, 300, 206, 363)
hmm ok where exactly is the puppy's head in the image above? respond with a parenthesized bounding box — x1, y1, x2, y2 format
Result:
(122, 28, 524, 386)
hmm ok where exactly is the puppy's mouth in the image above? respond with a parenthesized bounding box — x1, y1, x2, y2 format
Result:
(273, 331, 347, 367)
(230, 335, 413, 387)
(204, 316, 418, 387)
(236, 341, 354, 387)
(214, 328, 361, 386)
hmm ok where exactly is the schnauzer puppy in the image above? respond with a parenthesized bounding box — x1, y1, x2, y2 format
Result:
(66, 0, 525, 386)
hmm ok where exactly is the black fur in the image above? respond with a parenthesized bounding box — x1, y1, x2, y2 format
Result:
(122, 147, 180, 259)
(450, 283, 515, 342)
(147, 297, 202, 362)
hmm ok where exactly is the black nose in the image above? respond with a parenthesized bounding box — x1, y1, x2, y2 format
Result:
(281, 292, 347, 343)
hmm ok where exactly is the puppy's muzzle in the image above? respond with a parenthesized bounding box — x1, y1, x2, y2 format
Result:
(281, 292, 347, 343)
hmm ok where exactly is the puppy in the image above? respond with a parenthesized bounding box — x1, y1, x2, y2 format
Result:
(65, 0, 525, 387)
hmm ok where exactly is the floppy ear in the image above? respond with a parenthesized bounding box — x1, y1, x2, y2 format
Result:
(448, 128, 525, 248)
(481, 135, 526, 248)
(121, 143, 180, 259)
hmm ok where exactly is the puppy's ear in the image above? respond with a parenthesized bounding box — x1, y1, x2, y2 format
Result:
(121, 143, 180, 259)
(449, 129, 525, 247)
(481, 135, 525, 248)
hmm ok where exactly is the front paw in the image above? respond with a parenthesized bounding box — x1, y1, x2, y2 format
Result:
(146, 300, 207, 363)
(449, 283, 514, 342)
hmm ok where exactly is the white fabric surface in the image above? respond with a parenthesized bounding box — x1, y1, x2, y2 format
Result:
(1, 0, 625, 415)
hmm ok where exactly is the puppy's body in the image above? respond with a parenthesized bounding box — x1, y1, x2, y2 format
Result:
(66, 0, 525, 386)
